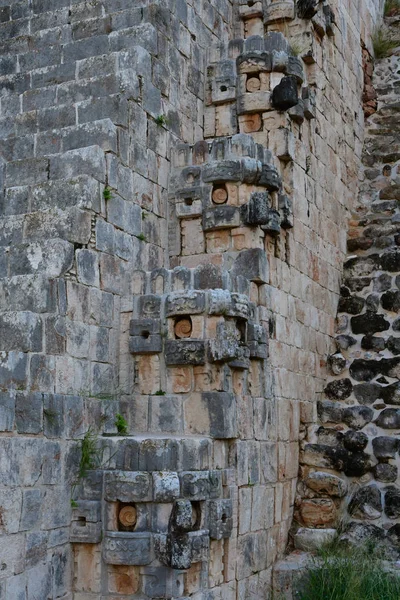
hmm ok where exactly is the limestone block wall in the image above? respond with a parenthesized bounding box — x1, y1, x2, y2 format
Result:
(0, 1, 235, 598)
(295, 16, 400, 553)
(0, 0, 384, 598)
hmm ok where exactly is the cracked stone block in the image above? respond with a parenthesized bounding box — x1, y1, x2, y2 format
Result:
(208, 499, 233, 540)
(104, 532, 153, 565)
(208, 321, 241, 363)
(152, 472, 180, 502)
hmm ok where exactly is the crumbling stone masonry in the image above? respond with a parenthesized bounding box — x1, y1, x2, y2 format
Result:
(294, 13, 400, 557)
(0, 0, 388, 599)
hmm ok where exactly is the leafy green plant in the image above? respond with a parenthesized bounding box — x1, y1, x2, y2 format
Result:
(154, 390, 166, 396)
(294, 539, 400, 600)
(103, 186, 112, 200)
(137, 232, 147, 241)
(155, 114, 167, 126)
(372, 25, 399, 58)
(385, 0, 400, 16)
(114, 413, 128, 435)
(78, 428, 100, 480)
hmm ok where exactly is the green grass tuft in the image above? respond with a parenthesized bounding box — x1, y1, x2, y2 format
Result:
(78, 428, 100, 480)
(137, 232, 147, 242)
(385, 0, 400, 16)
(372, 25, 399, 58)
(295, 539, 400, 600)
(114, 413, 128, 435)
(154, 390, 166, 396)
(155, 114, 167, 126)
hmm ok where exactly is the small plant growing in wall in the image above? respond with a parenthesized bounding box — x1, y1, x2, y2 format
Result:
(137, 232, 147, 242)
(372, 25, 399, 59)
(155, 114, 168, 127)
(114, 413, 128, 435)
(103, 186, 112, 200)
(154, 389, 166, 396)
(385, 0, 400, 17)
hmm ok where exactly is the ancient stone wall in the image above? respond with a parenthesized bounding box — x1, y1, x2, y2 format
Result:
(0, 0, 385, 598)
(295, 14, 400, 556)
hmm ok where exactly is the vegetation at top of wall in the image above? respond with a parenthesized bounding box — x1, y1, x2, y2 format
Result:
(372, 25, 399, 58)
(294, 539, 400, 600)
(385, 0, 400, 17)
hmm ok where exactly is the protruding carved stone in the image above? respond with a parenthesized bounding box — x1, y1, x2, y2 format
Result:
(246, 76, 261, 92)
(212, 186, 228, 204)
(174, 318, 193, 339)
(119, 505, 137, 528)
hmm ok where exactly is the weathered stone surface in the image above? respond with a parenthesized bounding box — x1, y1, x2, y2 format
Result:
(342, 406, 374, 430)
(348, 485, 382, 520)
(165, 340, 206, 366)
(372, 436, 400, 459)
(305, 472, 347, 497)
(373, 463, 397, 484)
(104, 532, 153, 565)
(294, 528, 336, 551)
(104, 471, 152, 503)
(299, 498, 336, 528)
(272, 76, 298, 110)
(376, 408, 400, 429)
(343, 430, 368, 451)
(324, 378, 352, 400)
(351, 311, 390, 335)
(385, 486, 400, 518)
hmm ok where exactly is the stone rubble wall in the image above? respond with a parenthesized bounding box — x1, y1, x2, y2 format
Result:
(0, 0, 384, 599)
(294, 15, 400, 560)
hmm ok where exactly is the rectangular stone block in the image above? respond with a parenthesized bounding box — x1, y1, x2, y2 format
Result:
(180, 470, 222, 500)
(15, 392, 43, 434)
(208, 499, 233, 540)
(141, 566, 185, 599)
(129, 334, 162, 354)
(203, 206, 241, 232)
(70, 521, 102, 544)
(136, 294, 162, 318)
(203, 391, 238, 438)
(130, 318, 161, 336)
(0, 391, 15, 431)
(104, 532, 152, 565)
(165, 291, 206, 317)
(72, 500, 101, 523)
(104, 471, 153, 503)
(165, 340, 206, 366)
